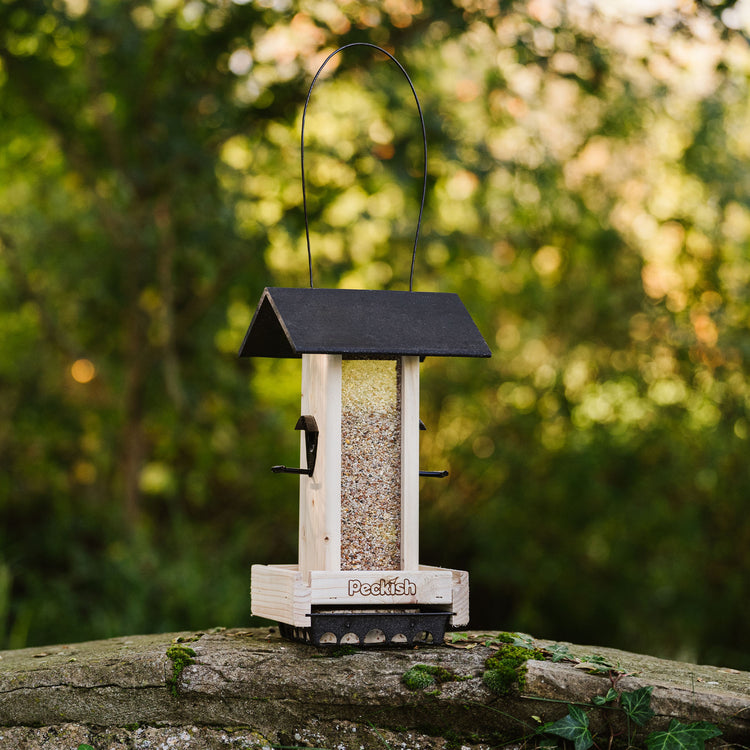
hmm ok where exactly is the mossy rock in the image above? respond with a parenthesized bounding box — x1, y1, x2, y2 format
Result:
(402, 663, 464, 691)
(485, 644, 544, 671)
(483, 642, 545, 696)
(166, 644, 197, 696)
(482, 665, 518, 696)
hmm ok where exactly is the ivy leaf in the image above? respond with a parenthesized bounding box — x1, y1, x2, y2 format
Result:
(645, 720, 722, 750)
(511, 632, 536, 649)
(549, 643, 574, 662)
(620, 685, 656, 726)
(575, 661, 614, 675)
(581, 654, 621, 673)
(546, 705, 595, 750)
(592, 687, 619, 706)
(586, 654, 611, 664)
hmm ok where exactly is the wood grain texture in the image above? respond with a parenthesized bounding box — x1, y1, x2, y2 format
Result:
(250, 564, 310, 627)
(401, 356, 420, 570)
(299, 353, 342, 577)
(309, 569, 452, 606)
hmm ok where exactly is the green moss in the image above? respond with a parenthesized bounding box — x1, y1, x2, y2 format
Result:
(166, 644, 197, 696)
(173, 633, 201, 644)
(483, 665, 518, 695)
(402, 663, 464, 691)
(482, 642, 545, 696)
(485, 643, 544, 670)
(403, 664, 438, 689)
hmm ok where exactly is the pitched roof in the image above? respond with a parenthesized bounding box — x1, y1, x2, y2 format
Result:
(238, 287, 491, 359)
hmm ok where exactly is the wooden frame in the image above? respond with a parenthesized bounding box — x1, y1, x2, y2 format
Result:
(251, 564, 311, 628)
(250, 352, 471, 631)
(299, 353, 342, 577)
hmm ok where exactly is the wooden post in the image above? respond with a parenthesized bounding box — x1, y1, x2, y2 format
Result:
(298, 353, 342, 579)
(400, 356, 420, 570)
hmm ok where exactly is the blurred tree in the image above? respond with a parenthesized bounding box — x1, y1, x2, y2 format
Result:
(0, 0, 307, 646)
(0, 0, 748, 670)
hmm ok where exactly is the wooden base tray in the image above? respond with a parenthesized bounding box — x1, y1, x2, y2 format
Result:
(251, 563, 469, 629)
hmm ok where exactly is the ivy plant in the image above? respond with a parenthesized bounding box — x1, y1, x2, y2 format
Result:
(539, 690, 721, 750)
(645, 720, 723, 750)
(545, 704, 595, 750)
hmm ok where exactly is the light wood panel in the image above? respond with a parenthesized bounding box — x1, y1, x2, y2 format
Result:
(400, 356, 420, 570)
(309, 569, 452, 606)
(420, 564, 470, 626)
(250, 564, 310, 627)
(299, 353, 342, 578)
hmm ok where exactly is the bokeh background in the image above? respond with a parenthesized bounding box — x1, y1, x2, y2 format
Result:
(1, 0, 749, 670)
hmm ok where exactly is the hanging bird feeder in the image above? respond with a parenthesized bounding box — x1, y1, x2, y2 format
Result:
(239, 44, 490, 647)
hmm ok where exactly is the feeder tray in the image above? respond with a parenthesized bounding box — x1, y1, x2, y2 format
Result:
(279, 608, 454, 648)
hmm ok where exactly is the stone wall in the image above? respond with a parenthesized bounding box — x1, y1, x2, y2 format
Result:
(0, 628, 748, 749)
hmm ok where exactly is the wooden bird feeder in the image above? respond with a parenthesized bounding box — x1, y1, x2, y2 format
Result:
(239, 45, 490, 647)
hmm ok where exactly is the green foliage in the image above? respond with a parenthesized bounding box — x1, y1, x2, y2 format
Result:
(620, 685, 656, 727)
(576, 654, 620, 676)
(545, 705, 594, 750)
(165, 644, 196, 697)
(509, 632, 539, 649)
(645, 720, 723, 750)
(549, 644, 575, 663)
(538, 683, 720, 750)
(591, 687, 619, 706)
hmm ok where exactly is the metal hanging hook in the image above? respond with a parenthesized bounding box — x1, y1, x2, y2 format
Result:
(300, 42, 428, 292)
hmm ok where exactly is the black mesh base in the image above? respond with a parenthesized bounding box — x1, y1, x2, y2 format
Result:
(278, 609, 453, 647)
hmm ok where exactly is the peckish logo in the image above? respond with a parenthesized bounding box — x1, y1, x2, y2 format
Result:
(347, 578, 417, 597)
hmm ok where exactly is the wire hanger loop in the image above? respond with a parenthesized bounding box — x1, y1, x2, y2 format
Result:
(300, 42, 427, 291)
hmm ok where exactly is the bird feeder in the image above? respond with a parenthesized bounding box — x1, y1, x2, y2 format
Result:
(240, 44, 490, 647)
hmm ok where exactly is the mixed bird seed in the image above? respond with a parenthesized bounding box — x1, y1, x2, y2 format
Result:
(340, 358, 402, 570)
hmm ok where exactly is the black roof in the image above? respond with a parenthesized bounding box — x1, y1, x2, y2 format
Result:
(238, 287, 491, 359)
